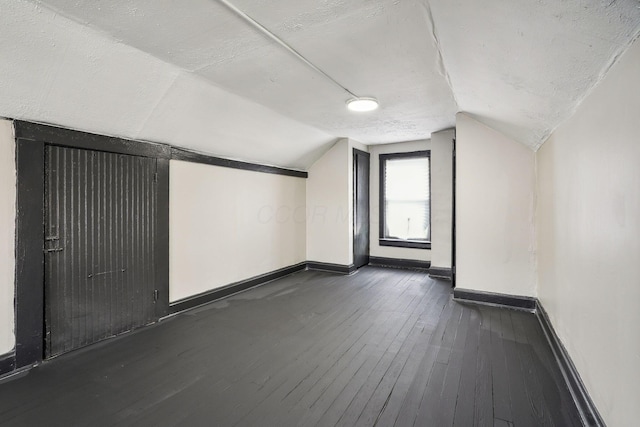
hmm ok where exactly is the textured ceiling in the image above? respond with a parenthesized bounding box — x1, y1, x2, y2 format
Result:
(0, 0, 639, 168)
(428, 0, 640, 149)
(30, 0, 458, 143)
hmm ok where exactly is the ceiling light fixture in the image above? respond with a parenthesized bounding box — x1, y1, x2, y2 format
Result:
(215, 0, 377, 113)
(346, 97, 379, 112)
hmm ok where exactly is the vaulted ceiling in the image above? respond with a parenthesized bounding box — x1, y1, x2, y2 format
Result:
(1, 0, 639, 169)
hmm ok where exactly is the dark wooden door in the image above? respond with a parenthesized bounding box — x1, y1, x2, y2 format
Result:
(44, 146, 159, 357)
(353, 149, 370, 269)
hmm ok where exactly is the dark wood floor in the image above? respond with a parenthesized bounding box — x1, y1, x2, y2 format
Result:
(0, 267, 581, 426)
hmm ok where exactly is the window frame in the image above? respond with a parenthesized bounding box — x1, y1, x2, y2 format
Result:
(379, 150, 431, 250)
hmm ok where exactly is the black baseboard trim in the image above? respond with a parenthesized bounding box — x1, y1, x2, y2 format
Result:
(368, 257, 430, 271)
(536, 302, 605, 427)
(306, 262, 356, 275)
(453, 288, 536, 312)
(0, 352, 15, 378)
(453, 289, 604, 425)
(169, 262, 307, 314)
(428, 267, 452, 280)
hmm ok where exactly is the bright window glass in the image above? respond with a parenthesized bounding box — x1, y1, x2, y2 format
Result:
(383, 155, 430, 241)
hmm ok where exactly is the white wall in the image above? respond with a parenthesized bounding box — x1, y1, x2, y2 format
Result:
(430, 129, 455, 269)
(369, 140, 431, 261)
(306, 138, 368, 266)
(306, 139, 351, 265)
(456, 113, 536, 296)
(536, 36, 640, 427)
(0, 120, 16, 355)
(169, 160, 306, 302)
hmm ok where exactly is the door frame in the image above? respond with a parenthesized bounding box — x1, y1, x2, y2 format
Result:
(352, 148, 371, 269)
(14, 121, 170, 368)
(451, 137, 457, 287)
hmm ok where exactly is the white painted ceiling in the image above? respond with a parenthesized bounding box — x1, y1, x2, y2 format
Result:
(0, 0, 639, 168)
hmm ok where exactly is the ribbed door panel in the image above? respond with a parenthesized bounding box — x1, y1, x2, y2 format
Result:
(44, 146, 157, 358)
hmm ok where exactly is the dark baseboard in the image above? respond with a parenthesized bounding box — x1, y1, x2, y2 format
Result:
(306, 262, 356, 275)
(0, 352, 15, 378)
(368, 257, 430, 271)
(536, 302, 605, 427)
(453, 289, 604, 425)
(169, 262, 307, 314)
(453, 288, 536, 311)
(428, 267, 452, 280)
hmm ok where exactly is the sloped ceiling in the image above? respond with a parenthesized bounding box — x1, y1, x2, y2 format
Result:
(428, 0, 640, 149)
(0, 0, 639, 169)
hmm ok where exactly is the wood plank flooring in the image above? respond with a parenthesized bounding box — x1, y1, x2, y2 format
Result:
(0, 267, 581, 426)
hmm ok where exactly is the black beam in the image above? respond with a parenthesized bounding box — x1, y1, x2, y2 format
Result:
(171, 148, 307, 178)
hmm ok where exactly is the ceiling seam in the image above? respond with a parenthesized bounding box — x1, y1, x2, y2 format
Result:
(25, 0, 334, 151)
(214, 0, 359, 100)
(132, 71, 181, 141)
(535, 27, 640, 151)
(420, 0, 459, 110)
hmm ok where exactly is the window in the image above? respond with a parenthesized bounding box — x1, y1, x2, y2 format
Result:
(379, 151, 430, 249)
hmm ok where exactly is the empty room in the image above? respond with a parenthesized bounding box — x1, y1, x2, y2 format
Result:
(0, 0, 638, 426)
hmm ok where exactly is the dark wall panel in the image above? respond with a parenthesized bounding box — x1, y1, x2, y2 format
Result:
(353, 149, 370, 269)
(44, 146, 158, 357)
(15, 139, 45, 368)
(154, 158, 170, 318)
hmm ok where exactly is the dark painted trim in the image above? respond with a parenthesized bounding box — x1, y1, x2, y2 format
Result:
(536, 302, 605, 427)
(379, 150, 431, 248)
(428, 267, 452, 280)
(15, 138, 45, 368)
(352, 148, 370, 269)
(169, 262, 307, 314)
(368, 257, 430, 270)
(379, 239, 431, 250)
(171, 147, 307, 178)
(154, 158, 170, 319)
(0, 352, 15, 378)
(451, 136, 457, 288)
(306, 262, 357, 275)
(379, 151, 431, 160)
(453, 288, 536, 311)
(352, 149, 371, 159)
(14, 121, 171, 159)
(14, 120, 307, 179)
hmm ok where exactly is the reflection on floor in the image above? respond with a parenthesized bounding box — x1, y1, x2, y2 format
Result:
(0, 267, 581, 426)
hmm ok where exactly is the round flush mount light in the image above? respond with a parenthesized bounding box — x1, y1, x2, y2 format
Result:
(346, 97, 379, 112)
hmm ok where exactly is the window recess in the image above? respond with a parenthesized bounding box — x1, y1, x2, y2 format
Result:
(379, 151, 431, 249)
